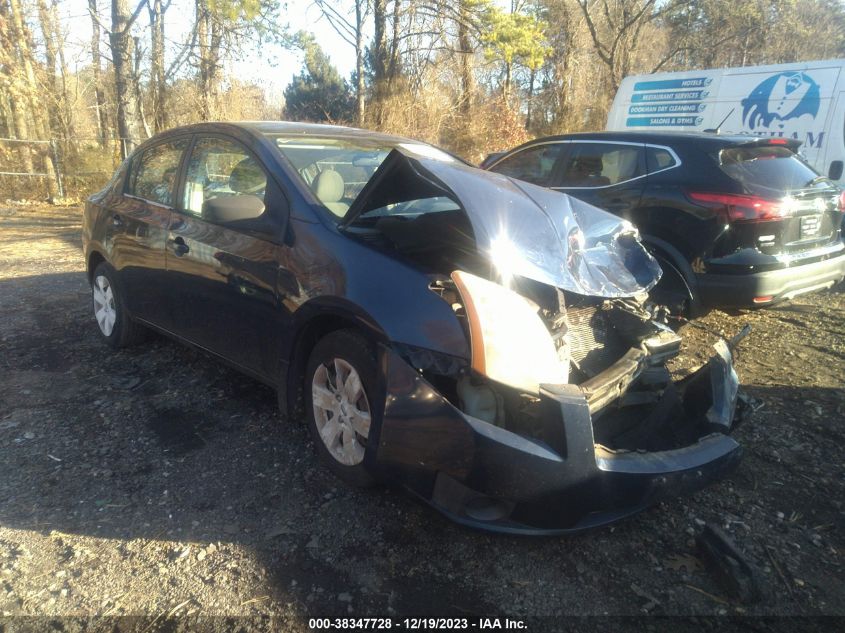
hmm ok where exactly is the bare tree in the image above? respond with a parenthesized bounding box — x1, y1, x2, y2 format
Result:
(148, 0, 170, 132)
(312, 0, 370, 124)
(108, 0, 146, 155)
(89, 0, 110, 145)
(575, 0, 684, 92)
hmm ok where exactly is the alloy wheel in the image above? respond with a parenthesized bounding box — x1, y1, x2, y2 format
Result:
(311, 358, 371, 466)
(92, 274, 117, 336)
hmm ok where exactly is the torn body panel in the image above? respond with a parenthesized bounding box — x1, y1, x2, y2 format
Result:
(343, 148, 662, 298)
(375, 344, 743, 534)
(339, 144, 749, 532)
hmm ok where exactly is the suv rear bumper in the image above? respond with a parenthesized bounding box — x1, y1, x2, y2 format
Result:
(697, 251, 845, 308)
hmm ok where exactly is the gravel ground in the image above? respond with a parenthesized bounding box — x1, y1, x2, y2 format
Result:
(0, 204, 843, 629)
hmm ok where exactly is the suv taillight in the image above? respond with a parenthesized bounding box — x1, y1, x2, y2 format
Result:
(688, 191, 787, 222)
(838, 190, 845, 212)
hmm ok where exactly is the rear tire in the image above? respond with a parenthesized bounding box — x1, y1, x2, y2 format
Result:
(304, 330, 379, 488)
(91, 262, 146, 349)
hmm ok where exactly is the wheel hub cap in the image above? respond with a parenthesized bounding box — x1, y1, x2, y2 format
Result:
(311, 358, 371, 466)
(92, 275, 116, 336)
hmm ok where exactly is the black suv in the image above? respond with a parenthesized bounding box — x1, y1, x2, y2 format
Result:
(486, 131, 845, 314)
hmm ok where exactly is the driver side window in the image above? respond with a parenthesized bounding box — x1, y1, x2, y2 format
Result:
(182, 137, 268, 218)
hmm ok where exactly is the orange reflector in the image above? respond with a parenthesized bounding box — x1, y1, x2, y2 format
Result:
(753, 296, 773, 304)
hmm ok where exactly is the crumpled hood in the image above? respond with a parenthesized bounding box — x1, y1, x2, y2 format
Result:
(348, 147, 663, 298)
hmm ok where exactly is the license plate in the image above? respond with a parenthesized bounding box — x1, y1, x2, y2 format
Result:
(800, 214, 821, 238)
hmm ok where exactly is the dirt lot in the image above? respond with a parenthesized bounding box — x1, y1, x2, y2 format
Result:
(0, 204, 844, 628)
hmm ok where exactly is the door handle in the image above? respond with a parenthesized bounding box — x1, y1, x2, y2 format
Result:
(112, 214, 124, 227)
(168, 236, 190, 257)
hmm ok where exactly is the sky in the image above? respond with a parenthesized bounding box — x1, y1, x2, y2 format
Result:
(59, 0, 359, 99)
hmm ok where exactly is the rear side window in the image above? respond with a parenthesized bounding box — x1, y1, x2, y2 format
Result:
(718, 145, 828, 196)
(127, 139, 189, 206)
(557, 143, 643, 187)
(490, 144, 566, 186)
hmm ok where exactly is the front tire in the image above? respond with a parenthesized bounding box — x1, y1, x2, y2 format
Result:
(91, 262, 145, 349)
(305, 330, 379, 487)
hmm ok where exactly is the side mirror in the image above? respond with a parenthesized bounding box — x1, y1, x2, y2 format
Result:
(828, 160, 843, 181)
(203, 194, 265, 224)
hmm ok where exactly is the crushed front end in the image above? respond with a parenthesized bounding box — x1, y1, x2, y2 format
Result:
(372, 284, 752, 534)
(344, 148, 754, 533)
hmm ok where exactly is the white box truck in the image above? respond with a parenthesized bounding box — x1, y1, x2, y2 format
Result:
(606, 59, 845, 182)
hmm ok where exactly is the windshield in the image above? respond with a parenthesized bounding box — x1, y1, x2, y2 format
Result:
(265, 135, 456, 219)
(718, 145, 834, 198)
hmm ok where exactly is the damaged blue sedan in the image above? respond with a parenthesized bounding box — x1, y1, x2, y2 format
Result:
(83, 122, 752, 534)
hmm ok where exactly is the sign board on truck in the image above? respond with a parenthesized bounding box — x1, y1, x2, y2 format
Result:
(606, 60, 845, 182)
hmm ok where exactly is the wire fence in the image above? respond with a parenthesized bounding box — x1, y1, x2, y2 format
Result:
(0, 136, 130, 202)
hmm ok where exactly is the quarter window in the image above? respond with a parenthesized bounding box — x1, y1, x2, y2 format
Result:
(127, 139, 188, 206)
(646, 146, 678, 173)
(557, 143, 643, 187)
(182, 137, 268, 218)
(490, 144, 566, 186)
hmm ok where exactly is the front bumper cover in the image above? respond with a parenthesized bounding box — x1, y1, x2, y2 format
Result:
(371, 344, 746, 535)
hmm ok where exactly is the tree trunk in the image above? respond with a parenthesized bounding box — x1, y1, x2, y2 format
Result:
(89, 0, 109, 146)
(457, 0, 473, 117)
(355, 0, 365, 125)
(36, 0, 62, 138)
(133, 35, 151, 138)
(9, 97, 34, 174)
(7, 0, 48, 138)
(110, 0, 142, 157)
(208, 17, 222, 117)
(197, 0, 210, 119)
(389, 0, 401, 85)
(195, 0, 221, 120)
(372, 0, 389, 122)
(53, 0, 75, 140)
(149, 0, 166, 131)
(525, 66, 535, 129)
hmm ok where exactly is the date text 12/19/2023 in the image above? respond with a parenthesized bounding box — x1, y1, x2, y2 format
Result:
(308, 618, 528, 630)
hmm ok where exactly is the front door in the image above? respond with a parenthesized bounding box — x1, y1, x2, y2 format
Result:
(164, 134, 290, 381)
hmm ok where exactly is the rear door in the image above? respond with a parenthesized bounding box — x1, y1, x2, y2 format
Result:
(164, 134, 291, 380)
(549, 141, 646, 219)
(114, 136, 190, 328)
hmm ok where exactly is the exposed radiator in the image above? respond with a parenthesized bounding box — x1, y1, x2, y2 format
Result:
(565, 304, 625, 376)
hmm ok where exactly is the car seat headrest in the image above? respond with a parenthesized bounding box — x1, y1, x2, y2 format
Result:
(313, 169, 345, 203)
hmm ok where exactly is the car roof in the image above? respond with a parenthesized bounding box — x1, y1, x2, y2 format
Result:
(157, 121, 414, 145)
(524, 130, 788, 149)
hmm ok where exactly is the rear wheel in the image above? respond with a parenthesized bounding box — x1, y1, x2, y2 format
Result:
(91, 262, 146, 348)
(304, 330, 379, 487)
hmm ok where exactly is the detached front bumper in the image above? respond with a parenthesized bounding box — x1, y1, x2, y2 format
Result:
(371, 345, 745, 535)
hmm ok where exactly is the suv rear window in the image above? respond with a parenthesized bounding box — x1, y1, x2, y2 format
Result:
(718, 145, 830, 197)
